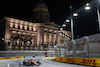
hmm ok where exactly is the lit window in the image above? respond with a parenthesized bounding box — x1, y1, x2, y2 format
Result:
(43, 17, 45, 19)
(36, 17, 38, 19)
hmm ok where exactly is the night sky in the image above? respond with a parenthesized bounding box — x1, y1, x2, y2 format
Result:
(0, 0, 99, 39)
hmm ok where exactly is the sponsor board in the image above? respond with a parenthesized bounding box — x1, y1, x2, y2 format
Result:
(43, 57, 55, 59)
(45, 52, 55, 57)
(24, 56, 33, 59)
(55, 56, 100, 66)
(0, 56, 24, 59)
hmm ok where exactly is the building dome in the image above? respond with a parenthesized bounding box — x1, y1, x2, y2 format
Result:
(33, 0, 50, 22)
(34, 1, 48, 9)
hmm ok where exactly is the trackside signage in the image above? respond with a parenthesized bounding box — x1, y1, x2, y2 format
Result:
(55, 56, 100, 66)
(0, 56, 24, 59)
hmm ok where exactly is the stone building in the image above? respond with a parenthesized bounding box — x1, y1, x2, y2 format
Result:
(0, 0, 71, 51)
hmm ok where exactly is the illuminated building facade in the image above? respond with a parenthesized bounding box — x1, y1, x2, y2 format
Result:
(0, 1, 71, 51)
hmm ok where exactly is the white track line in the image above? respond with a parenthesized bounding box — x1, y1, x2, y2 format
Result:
(8, 62, 13, 67)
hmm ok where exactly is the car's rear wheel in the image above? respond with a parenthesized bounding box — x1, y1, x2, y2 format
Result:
(30, 64, 34, 66)
(23, 62, 25, 65)
(31, 62, 35, 66)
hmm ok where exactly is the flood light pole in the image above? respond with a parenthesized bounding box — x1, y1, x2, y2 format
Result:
(97, 3, 100, 31)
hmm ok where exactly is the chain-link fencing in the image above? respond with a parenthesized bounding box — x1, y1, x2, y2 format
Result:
(55, 33, 100, 58)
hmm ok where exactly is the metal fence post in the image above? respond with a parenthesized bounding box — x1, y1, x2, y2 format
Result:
(58, 31, 61, 57)
(65, 45, 67, 57)
(72, 40, 76, 57)
(85, 36, 90, 58)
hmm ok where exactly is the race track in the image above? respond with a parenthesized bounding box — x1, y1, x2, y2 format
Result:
(6, 58, 91, 67)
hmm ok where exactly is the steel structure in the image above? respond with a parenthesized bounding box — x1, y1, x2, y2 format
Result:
(55, 33, 100, 58)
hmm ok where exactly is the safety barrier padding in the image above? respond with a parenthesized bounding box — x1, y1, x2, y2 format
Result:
(55, 56, 100, 66)
(0, 56, 24, 59)
(43, 57, 55, 59)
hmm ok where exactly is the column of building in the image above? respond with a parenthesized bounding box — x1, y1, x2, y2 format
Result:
(51, 30, 54, 46)
(57, 30, 59, 44)
(5, 21, 12, 50)
(56, 31, 58, 45)
(34, 34, 37, 50)
(37, 27, 44, 50)
(37, 27, 40, 47)
(32, 26, 37, 50)
(53, 30, 57, 46)
(41, 28, 44, 50)
(46, 29, 49, 46)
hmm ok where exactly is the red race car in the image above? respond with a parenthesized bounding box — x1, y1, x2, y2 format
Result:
(19, 59, 41, 66)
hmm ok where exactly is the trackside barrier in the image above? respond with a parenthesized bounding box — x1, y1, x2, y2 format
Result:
(0, 51, 55, 57)
(0, 56, 24, 60)
(45, 52, 55, 57)
(48, 52, 55, 57)
(43, 57, 55, 59)
(55, 56, 100, 66)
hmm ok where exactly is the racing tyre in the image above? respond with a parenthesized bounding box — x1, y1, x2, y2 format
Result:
(19, 62, 21, 65)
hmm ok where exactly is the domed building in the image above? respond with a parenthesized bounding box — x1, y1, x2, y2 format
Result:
(33, 0, 50, 22)
(0, 0, 71, 51)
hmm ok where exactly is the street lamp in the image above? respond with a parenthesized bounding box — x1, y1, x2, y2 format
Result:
(85, 3, 91, 10)
(66, 12, 78, 57)
(70, 12, 78, 40)
(85, 2, 100, 31)
(73, 12, 78, 16)
(62, 24, 66, 27)
(66, 19, 70, 22)
(70, 18, 74, 40)
(97, 2, 100, 31)
(60, 27, 63, 30)
(66, 18, 74, 40)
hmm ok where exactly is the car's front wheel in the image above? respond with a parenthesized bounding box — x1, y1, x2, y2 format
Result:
(36, 63, 40, 66)
(19, 62, 21, 65)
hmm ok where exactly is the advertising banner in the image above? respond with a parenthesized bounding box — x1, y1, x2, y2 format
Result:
(55, 56, 100, 66)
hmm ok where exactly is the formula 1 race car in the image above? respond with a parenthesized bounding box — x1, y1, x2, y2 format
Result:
(19, 59, 41, 66)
